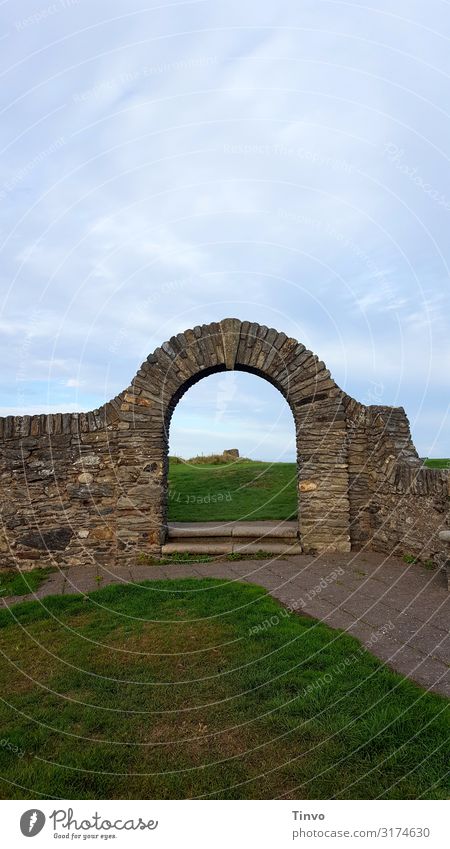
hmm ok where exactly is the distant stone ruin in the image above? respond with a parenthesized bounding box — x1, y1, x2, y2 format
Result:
(0, 318, 448, 571)
(223, 448, 240, 459)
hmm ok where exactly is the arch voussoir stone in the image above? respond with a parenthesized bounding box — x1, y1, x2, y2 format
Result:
(0, 318, 448, 573)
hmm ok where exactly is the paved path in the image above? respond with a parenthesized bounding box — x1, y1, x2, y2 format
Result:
(3, 551, 449, 698)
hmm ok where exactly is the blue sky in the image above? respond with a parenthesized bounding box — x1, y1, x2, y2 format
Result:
(0, 0, 449, 459)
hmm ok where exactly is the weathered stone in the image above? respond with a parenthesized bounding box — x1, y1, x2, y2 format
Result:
(89, 526, 113, 541)
(0, 530, 10, 552)
(0, 318, 448, 573)
(299, 480, 318, 492)
(17, 527, 73, 551)
(67, 484, 114, 499)
(74, 454, 100, 467)
(77, 472, 94, 485)
(220, 318, 241, 369)
(124, 393, 151, 407)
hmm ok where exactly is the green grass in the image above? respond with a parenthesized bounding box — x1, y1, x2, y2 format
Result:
(424, 458, 450, 469)
(0, 567, 55, 598)
(138, 550, 281, 566)
(0, 579, 448, 800)
(168, 459, 298, 522)
(167, 458, 449, 523)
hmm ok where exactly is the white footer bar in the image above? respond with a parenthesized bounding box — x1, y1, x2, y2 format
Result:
(1, 799, 446, 848)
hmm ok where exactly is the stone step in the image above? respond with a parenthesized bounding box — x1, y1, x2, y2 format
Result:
(165, 536, 302, 546)
(161, 540, 303, 556)
(167, 521, 299, 539)
(162, 542, 232, 556)
(163, 520, 302, 557)
(166, 535, 297, 546)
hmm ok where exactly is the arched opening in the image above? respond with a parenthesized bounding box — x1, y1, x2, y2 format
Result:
(163, 368, 301, 555)
(167, 369, 298, 522)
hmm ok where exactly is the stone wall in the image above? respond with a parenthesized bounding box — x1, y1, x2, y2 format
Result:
(0, 319, 448, 571)
(344, 400, 449, 560)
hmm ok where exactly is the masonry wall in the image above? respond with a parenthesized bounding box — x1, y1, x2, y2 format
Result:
(344, 400, 449, 561)
(364, 407, 449, 561)
(0, 319, 448, 571)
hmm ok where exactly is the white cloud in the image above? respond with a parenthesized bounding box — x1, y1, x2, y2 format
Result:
(64, 377, 83, 388)
(0, 0, 449, 457)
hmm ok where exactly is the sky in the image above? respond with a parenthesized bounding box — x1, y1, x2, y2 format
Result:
(0, 0, 449, 460)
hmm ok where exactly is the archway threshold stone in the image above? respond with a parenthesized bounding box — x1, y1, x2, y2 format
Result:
(168, 520, 299, 538)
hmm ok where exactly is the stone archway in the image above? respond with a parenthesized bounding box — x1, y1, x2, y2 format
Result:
(0, 319, 448, 571)
(131, 318, 353, 556)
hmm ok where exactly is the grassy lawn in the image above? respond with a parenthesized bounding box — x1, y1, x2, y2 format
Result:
(424, 459, 450, 469)
(0, 579, 448, 800)
(168, 460, 298, 522)
(0, 567, 55, 598)
(167, 458, 450, 523)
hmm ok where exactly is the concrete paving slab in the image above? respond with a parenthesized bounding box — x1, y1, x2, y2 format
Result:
(130, 565, 170, 582)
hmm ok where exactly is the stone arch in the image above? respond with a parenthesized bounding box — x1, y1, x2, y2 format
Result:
(0, 318, 448, 571)
(111, 319, 353, 557)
